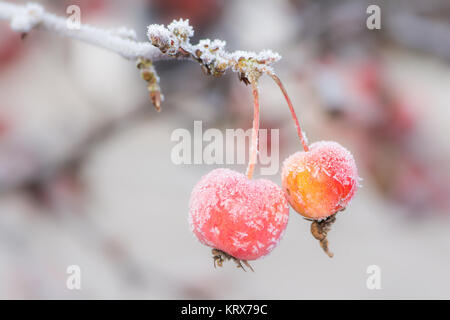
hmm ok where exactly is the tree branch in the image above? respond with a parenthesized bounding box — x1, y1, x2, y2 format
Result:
(0, 1, 281, 76)
(0, 1, 282, 110)
(0, 2, 164, 61)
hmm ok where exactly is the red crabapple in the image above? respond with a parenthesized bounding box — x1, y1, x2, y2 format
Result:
(189, 168, 289, 270)
(282, 141, 358, 220)
(189, 80, 289, 271)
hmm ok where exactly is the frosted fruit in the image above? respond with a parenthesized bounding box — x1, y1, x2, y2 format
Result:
(282, 141, 358, 220)
(189, 168, 289, 261)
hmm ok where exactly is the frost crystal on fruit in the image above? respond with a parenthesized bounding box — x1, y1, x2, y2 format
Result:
(189, 168, 289, 262)
(282, 141, 359, 220)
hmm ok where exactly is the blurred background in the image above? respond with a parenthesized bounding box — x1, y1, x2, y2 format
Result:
(0, 0, 450, 299)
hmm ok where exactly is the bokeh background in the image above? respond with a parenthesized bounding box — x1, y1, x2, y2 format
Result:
(0, 0, 450, 299)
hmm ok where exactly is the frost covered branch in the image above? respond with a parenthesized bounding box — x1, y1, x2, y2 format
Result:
(0, 2, 164, 60)
(0, 1, 282, 110)
(146, 19, 281, 82)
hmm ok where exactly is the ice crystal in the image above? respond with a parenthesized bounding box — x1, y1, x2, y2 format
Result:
(10, 3, 43, 33)
(188, 168, 289, 261)
(147, 19, 282, 81)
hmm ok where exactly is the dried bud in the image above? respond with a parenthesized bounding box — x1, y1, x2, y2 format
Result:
(168, 19, 194, 42)
(147, 24, 174, 53)
(150, 91, 162, 112)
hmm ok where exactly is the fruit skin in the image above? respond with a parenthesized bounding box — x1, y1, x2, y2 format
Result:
(282, 141, 359, 220)
(189, 168, 289, 261)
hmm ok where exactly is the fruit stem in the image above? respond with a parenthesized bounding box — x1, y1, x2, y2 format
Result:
(246, 81, 260, 179)
(269, 72, 309, 152)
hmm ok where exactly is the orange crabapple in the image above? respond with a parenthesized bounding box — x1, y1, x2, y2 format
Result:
(269, 73, 360, 257)
(281, 141, 359, 221)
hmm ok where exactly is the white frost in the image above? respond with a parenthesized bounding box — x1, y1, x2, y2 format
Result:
(10, 2, 43, 33)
